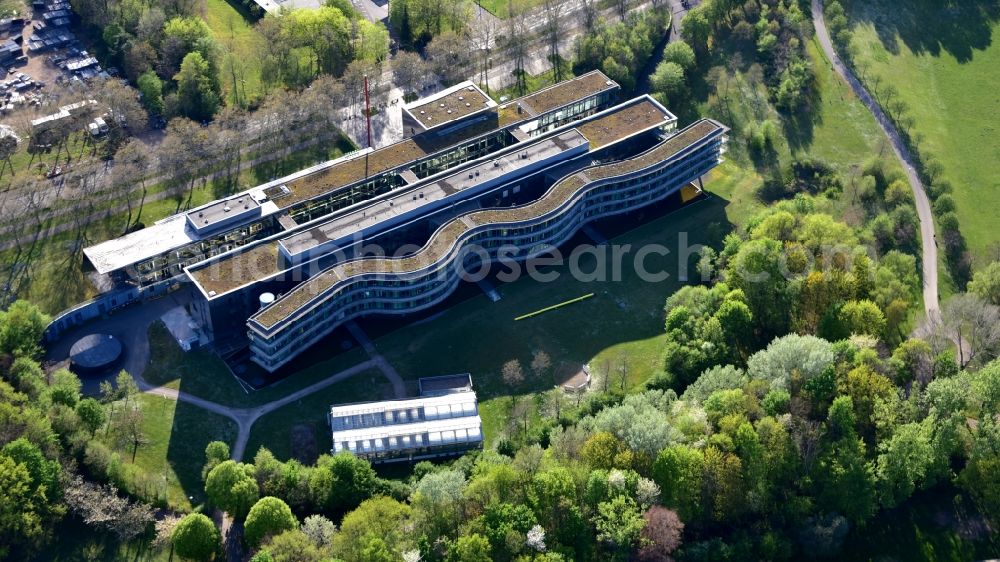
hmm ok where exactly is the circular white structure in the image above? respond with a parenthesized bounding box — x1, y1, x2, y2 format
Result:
(259, 292, 276, 309)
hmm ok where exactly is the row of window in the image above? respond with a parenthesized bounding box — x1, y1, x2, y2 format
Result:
(250, 143, 722, 367)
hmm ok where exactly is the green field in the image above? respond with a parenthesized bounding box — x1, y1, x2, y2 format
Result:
(142, 322, 370, 408)
(100, 393, 238, 510)
(370, 197, 732, 444)
(244, 369, 385, 462)
(843, 0, 1000, 262)
(701, 38, 904, 227)
(203, 0, 268, 106)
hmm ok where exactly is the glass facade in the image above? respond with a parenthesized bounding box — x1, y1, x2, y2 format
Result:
(248, 129, 726, 371)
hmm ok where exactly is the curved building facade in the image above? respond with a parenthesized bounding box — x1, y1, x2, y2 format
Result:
(248, 119, 728, 371)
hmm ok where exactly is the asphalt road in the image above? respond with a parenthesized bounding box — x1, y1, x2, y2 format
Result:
(811, 0, 940, 320)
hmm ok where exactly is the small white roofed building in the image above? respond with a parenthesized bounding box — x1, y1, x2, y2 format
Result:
(328, 387, 482, 463)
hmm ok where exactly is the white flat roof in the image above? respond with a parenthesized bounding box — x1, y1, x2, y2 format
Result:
(331, 415, 483, 454)
(329, 391, 478, 420)
(83, 214, 196, 275)
(82, 147, 372, 274)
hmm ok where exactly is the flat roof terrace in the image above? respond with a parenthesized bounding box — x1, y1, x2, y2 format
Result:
(250, 120, 725, 331)
(272, 114, 503, 210)
(188, 241, 280, 297)
(404, 82, 495, 131)
(498, 71, 618, 125)
(278, 129, 588, 261)
(576, 98, 674, 148)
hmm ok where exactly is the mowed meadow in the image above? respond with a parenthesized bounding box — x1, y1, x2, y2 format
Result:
(844, 0, 1000, 262)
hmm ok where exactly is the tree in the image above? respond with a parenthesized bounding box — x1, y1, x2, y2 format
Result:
(174, 51, 221, 121)
(0, 133, 17, 180)
(542, 0, 565, 80)
(832, 300, 887, 340)
(203, 440, 230, 479)
(0, 300, 50, 358)
(876, 420, 935, 508)
(412, 469, 465, 539)
(172, 513, 221, 561)
(426, 31, 471, 85)
(205, 460, 259, 519)
(581, 431, 630, 470)
(651, 61, 686, 100)
(502, 359, 525, 391)
(332, 496, 411, 561)
(63, 475, 154, 541)
(301, 514, 336, 548)
(75, 398, 105, 435)
(682, 366, 747, 403)
(531, 350, 553, 384)
(7, 356, 45, 398)
(308, 452, 378, 515)
(477, 502, 536, 560)
(391, 51, 429, 98)
(637, 506, 683, 562)
(137, 70, 164, 115)
(245, 497, 298, 547)
(681, 7, 711, 55)
(746, 334, 835, 391)
(0, 456, 56, 556)
(662, 41, 695, 71)
(259, 529, 325, 562)
(934, 293, 1000, 368)
(594, 495, 645, 560)
(969, 261, 1000, 306)
(449, 533, 492, 562)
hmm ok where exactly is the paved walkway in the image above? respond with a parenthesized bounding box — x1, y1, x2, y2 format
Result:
(812, 0, 940, 320)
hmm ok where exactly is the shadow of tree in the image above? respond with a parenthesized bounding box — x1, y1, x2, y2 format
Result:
(846, 0, 1000, 63)
(165, 399, 239, 507)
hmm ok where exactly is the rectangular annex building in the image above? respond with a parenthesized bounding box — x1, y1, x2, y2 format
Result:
(328, 383, 482, 463)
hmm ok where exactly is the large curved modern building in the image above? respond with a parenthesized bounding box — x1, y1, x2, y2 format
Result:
(79, 71, 727, 376)
(245, 119, 726, 371)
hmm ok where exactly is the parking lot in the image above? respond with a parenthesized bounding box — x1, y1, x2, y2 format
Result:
(0, 1, 111, 116)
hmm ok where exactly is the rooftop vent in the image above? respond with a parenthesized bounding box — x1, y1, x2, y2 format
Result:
(419, 193, 424, 198)
(468, 173, 474, 179)
(439, 103, 445, 107)
(447, 110, 452, 114)
(458, 96, 464, 101)
(606, 80, 614, 86)
(198, 212, 204, 217)
(223, 206, 231, 212)
(465, 103, 471, 107)
(466, 86, 474, 91)
(493, 161, 500, 167)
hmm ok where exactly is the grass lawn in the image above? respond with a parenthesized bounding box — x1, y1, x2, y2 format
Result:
(142, 322, 370, 408)
(100, 393, 238, 510)
(368, 196, 733, 444)
(843, 0, 1000, 263)
(476, 0, 544, 19)
(693, 36, 906, 232)
(243, 369, 384, 462)
(202, 0, 268, 106)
